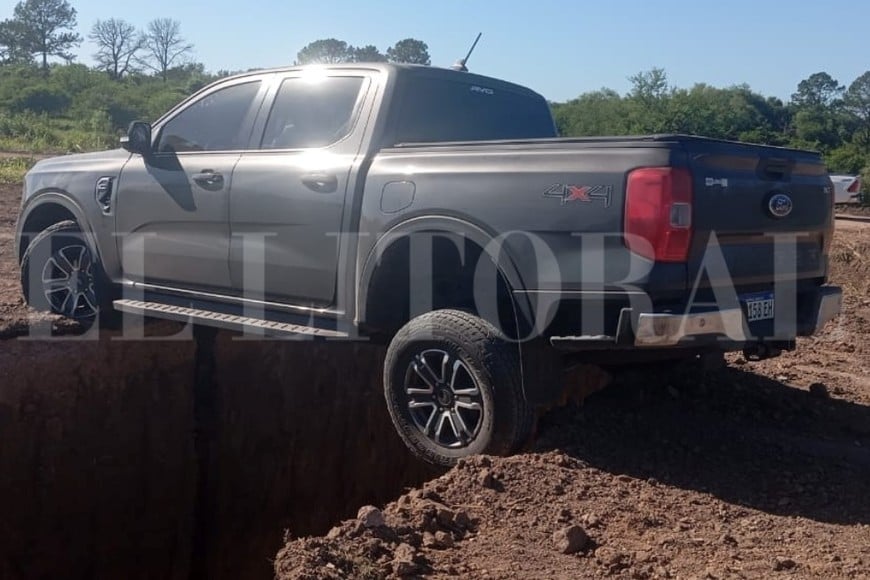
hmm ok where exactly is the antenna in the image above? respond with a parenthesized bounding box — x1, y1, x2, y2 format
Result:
(451, 32, 482, 72)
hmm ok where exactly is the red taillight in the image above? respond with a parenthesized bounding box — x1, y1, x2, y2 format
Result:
(624, 167, 693, 262)
(847, 177, 861, 193)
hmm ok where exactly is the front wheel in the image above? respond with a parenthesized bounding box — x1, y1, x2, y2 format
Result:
(20, 220, 110, 328)
(383, 309, 534, 466)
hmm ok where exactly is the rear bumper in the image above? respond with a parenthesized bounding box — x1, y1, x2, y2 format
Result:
(634, 308, 744, 347)
(549, 285, 843, 351)
(634, 285, 842, 347)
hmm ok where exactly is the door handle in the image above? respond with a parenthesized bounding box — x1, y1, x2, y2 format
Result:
(301, 173, 338, 193)
(192, 170, 224, 187)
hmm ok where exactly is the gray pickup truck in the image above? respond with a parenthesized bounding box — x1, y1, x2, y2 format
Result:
(16, 63, 842, 465)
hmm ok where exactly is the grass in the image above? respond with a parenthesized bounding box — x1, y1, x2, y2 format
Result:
(0, 157, 34, 184)
(0, 111, 118, 155)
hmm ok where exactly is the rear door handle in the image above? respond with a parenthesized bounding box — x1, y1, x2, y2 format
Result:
(192, 170, 224, 187)
(301, 173, 338, 193)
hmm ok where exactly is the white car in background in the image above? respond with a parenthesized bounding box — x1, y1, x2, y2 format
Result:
(829, 174, 862, 204)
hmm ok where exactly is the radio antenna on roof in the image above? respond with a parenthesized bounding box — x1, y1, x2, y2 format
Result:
(450, 32, 482, 72)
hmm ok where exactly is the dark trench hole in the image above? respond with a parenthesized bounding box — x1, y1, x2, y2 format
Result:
(0, 325, 440, 579)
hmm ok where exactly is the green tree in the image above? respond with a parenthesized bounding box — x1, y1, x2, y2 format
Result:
(844, 71, 870, 149)
(141, 18, 193, 82)
(789, 72, 846, 152)
(665, 84, 789, 143)
(628, 68, 669, 103)
(89, 19, 142, 80)
(296, 38, 353, 64)
(551, 88, 629, 136)
(386, 38, 430, 65)
(0, 19, 34, 64)
(625, 68, 671, 133)
(352, 44, 386, 62)
(6, 0, 81, 71)
(825, 142, 868, 174)
(791, 72, 843, 109)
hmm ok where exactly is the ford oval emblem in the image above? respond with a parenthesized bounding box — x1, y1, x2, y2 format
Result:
(767, 193, 793, 219)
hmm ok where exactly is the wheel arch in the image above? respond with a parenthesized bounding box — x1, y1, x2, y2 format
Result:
(17, 193, 96, 264)
(356, 215, 535, 339)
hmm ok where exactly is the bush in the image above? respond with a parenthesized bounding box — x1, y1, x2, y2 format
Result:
(826, 143, 870, 175)
(0, 112, 60, 151)
(9, 85, 72, 116)
(860, 166, 870, 204)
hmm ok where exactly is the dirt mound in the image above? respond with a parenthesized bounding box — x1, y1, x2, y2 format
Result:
(276, 447, 870, 579)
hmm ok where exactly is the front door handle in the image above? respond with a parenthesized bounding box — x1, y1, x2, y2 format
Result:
(192, 170, 224, 188)
(301, 173, 338, 193)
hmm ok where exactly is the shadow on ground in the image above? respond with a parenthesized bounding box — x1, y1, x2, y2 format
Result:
(537, 363, 870, 526)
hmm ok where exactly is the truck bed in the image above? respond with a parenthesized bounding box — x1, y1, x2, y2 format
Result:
(391, 134, 821, 156)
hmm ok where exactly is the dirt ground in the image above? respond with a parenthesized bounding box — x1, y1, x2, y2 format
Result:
(0, 182, 27, 331)
(275, 222, 870, 578)
(2, 181, 870, 579)
(836, 203, 870, 218)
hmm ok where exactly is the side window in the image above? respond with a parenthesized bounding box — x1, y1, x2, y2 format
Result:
(260, 76, 365, 149)
(156, 81, 262, 153)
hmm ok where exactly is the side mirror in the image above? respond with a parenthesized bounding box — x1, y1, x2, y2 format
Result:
(121, 121, 152, 156)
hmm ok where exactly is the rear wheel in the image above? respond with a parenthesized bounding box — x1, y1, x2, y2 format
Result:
(384, 309, 534, 466)
(20, 220, 111, 328)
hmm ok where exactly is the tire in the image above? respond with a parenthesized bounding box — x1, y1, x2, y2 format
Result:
(20, 220, 113, 329)
(384, 309, 535, 466)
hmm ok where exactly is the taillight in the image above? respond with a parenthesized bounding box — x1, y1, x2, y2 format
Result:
(847, 177, 861, 193)
(624, 167, 693, 262)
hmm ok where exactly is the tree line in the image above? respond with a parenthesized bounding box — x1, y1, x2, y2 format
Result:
(553, 68, 870, 176)
(0, 0, 868, 187)
(0, 0, 432, 152)
(0, 0, 194, 80)
(0, 0, 430, 77)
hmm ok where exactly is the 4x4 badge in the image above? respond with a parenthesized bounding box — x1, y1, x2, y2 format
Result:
(543, 184, 612, 207)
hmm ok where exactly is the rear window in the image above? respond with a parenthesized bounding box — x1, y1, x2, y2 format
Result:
(391, 76, 556, 144)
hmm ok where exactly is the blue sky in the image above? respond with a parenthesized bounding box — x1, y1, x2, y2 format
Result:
(12, 0, 869, 102)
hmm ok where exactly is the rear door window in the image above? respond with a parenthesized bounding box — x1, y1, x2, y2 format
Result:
(260, 76, 366, 149)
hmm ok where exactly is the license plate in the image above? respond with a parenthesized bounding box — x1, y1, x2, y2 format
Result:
(742, 292, 775, 322)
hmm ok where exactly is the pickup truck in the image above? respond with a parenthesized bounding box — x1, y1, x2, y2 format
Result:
(830, 174, 862, 204)
(16, 63, 842, 465)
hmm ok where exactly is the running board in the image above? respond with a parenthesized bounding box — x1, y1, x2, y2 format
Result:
(113, 299, 349, 339)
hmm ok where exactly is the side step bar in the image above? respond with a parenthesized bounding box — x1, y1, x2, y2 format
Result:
(113, 299, 349, 339)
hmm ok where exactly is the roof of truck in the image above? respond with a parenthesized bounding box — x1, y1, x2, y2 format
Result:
(222, 62, 545, 99)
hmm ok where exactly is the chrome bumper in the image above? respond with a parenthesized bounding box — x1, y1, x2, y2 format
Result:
(634, 286, 843, 347)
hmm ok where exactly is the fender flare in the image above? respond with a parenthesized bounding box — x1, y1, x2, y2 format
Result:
(355, 214, 535, 331)
(16, 191, 102, 265)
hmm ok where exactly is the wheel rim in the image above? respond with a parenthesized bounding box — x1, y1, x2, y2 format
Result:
(40, 244, 98, 319)
(403, 348, 484, 449)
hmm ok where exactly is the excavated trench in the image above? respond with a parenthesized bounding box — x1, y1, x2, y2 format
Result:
(0, 326, 439, 579)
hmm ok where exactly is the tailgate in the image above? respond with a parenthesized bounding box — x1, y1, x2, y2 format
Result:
(684, 140, 833, 290)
